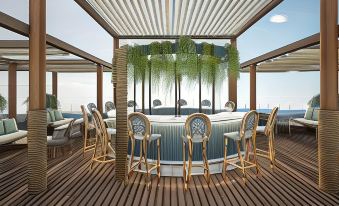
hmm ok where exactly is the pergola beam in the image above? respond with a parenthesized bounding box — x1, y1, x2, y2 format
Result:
(228, 38, 238, 110)
(52, 72, 58, 98)
(97, 64, 103, 113)
(0, 11, 111, 69)
(8, 63, 17, 119)
(74, 0, 119, 38)
(118, 35, 234, 39)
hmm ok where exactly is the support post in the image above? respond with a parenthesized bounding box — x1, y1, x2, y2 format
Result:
(250, 64, 256, 110)
(115, 48, 128, 182)
(8, 63, 17, 119)
(199, 69, 202, 113)
(28, 0, 47, 194)
(52, 72, 57, 99)
(97, 64, 103, 114)
(149, 67, 152, 115)
(113, 38, 119, 106)
(229, 38, 238, 110)
(318, 0, 339, 193)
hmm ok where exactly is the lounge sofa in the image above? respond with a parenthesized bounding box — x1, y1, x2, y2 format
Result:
(47, 109, 74, 135)
(289, 107, 318, 138)
(0, 118, 27, 145)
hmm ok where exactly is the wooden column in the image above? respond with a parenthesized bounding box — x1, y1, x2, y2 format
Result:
(28, 0, 47, 194)
(250, 64, 256, 110)
(318, 0, 339, 193)
(8, 63, 17, 119)
(97, 64, 103, 113)
(52, 72, 57, 98)
(228, 38, 237, 110)
(113, 38, 119, 106)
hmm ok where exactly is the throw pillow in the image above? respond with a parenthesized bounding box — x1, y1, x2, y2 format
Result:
(312, 109, 319, 121)
(49, 110, 56, 122)
(0, 120, 5, 136)
(47, 111, 51, 124)
(304, 108, 314, 120)
(4, 118, 18, 134)
(54, 110, 64, 121)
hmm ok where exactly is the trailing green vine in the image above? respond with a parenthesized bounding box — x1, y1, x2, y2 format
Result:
(0, 94, 7, 113)
(162, 41, 175, 91)
(227, 43, 240, 79)
(176, 36, 198, 83)
(199, 43, 222, 87)
(127, 45, 148, 83)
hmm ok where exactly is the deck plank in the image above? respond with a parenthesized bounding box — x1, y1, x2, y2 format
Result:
(0, 131, 339, 205)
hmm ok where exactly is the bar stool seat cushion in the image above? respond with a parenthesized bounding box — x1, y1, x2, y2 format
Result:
(256, 126, 266, 134)
(181, 135, 207, 143)
(47, 136, 68, 146)
(107, 128, 116, 136)
(133, 133, 161, 141)
(224, 131, 253, 141)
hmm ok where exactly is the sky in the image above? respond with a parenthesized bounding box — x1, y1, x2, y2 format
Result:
(0, 0, 330, 113)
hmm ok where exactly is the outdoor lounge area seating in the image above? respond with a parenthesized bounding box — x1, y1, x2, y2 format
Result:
(0, 118, 27, 145)
(289, 107, 319, 138)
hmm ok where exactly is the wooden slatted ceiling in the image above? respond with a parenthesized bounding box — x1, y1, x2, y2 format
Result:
(84, 0, 278, 37)
(242, 46, 339, 72)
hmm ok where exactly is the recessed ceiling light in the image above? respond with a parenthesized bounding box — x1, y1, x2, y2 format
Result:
(270, 14, 288, 23)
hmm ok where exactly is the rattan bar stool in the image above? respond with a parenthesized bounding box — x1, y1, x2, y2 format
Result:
(128, 112, 161, 189)
(182, 113, 212, 190)
(81, 105, 96, 156)
(256, 107, 279, 168)
(223, 110, 259, 182)
(90, 109, 116, 169)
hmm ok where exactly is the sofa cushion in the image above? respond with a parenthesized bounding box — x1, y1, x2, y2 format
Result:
(0, 130, 27, 145)
(54, 110, 64, 121)
(3, 119, 18, 134)
(304, 108, 314, 120)
(293, 118, 318, 127)
(312, 109, 319, 121)
(0, 120, 5, 136)
(47, 112, 52, 124)
(49, 110, 56, 122)
(49, 118, 74, 128)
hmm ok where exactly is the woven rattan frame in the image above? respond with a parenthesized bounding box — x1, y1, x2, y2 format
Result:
(183, 113, 212, 190)
(81, 105, 96, 155)
(115, 48, 129, 182)
(318, 110, 339, 193)
(256, 107, 279, 168)
(27, 110, 47, 194)
(223, 110, 259, 182)
(128, 112, 161, 189)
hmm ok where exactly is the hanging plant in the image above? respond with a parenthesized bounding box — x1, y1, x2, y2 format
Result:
(227, 43, 240, 79)
(149, 42, 163, 87)
(0, 94, 7, 113)
(176, 36, 198, 82)
(127, 45, 148, 83)
(162, 41, 175, 91)
(199, 43, 222, 87)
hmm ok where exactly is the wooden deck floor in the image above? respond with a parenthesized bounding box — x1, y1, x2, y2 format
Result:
(1, 129, 339, 206)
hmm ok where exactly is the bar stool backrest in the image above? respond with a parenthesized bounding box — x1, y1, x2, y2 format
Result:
(153, 99, 162, 107)
(87, 103, 97, 114)
(81, 105, 89, 131)
(105, 101, 115, 112)
(185, 113, 212, 141)
(265, 107, 279, 136)
(92, 109, 108, 140)
(128, 112, 151, 140)
(201, 99, 211, 107)
(178, 99, 188, 106)
(240, 110, 259, 140)
(225, 101, 236, 112)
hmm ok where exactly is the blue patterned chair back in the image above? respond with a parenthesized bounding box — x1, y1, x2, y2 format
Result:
(225, 101, 235, 112)
(201, 99, 211, 107)
(128, 112, 150, 140)
(87, 103, 97, 114)
(128, 100, 137, 107)
(178, 99, 187, 106)
(185, 113, 212, 141)
(240, 110, 259, 140)
(105, 101, 115, 112)
(153, 99, 162, 107)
